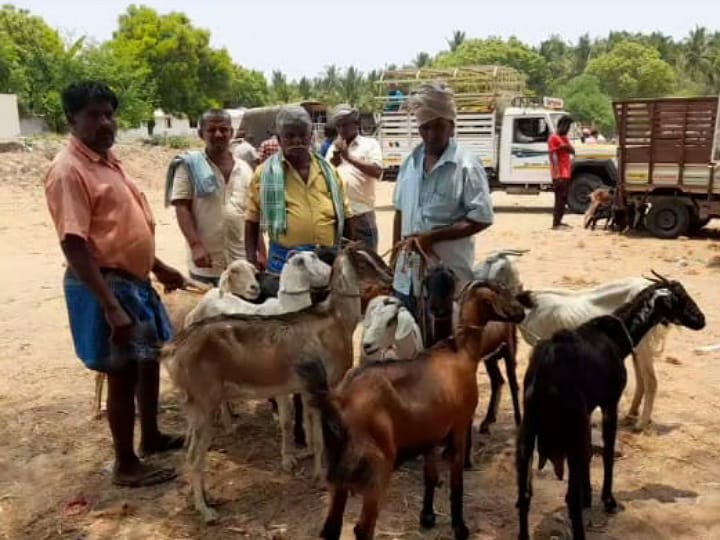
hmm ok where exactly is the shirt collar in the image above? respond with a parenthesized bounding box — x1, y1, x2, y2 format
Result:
(414, 138, 459, 172)
(69, 135, 121, 165)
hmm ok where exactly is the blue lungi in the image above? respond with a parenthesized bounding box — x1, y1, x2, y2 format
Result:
(63, 268, 173, 373)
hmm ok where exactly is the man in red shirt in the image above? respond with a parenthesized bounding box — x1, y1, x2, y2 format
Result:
(548, 115, 575, 229)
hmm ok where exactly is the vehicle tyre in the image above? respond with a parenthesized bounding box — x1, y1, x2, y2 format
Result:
(644, 198, 690, 239)
(567, 173, 603, 214)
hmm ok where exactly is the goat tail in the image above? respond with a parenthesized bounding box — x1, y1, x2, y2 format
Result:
(295, 359, 351, 482)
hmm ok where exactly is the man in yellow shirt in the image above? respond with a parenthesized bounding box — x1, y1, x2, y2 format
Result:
(245, 106, 355, 273)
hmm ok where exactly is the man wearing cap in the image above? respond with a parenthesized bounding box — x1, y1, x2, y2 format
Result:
(328, 104, 383, 251)
(392, 83, 494, 316)
(244, 106, 356, 274)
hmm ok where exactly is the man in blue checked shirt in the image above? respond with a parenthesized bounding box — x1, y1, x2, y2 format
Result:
(391, 83, 494, 317)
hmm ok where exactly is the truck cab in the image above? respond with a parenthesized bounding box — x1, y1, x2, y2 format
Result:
(496, 104, 618, 212)
(374, 67, 618, 213)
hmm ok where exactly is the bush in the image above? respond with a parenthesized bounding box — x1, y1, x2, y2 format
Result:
(143, 134, 192, 149)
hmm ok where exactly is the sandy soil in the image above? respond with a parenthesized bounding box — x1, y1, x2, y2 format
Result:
(1, 141, 719, 539)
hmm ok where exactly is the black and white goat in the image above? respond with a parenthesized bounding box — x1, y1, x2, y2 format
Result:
(516, 275, 705, 540)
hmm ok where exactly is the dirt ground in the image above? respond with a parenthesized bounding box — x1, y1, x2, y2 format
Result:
(1, 141, 720, 540)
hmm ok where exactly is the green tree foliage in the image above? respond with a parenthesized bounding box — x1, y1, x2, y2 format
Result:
(435, 37, 550, 93)
(77, 42, 156, 128)
(226, 65, 269, 107)
(560, 75, 615, 134)
(0, 5, 69, 127)
(586, 41, 676, 99)
(111, 5, 235, 119)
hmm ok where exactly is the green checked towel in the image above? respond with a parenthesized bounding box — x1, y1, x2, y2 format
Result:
(260, 152, 345, 243)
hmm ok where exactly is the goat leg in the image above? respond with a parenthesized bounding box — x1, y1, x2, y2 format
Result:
(420, 450, 439, 528)
(93, 373, 105, 420)
(188, 421, 219, 524)
(450, 425, 470, 540)
(464, 423, 473, 469)
(624, 354, 644, 423)
(293, 393, 306, 447)
(320, 486, 348, 540)
(219, 401, 235, 435)
(515, 419, 535, 540)
(354, 484, 383, 540)
(479, 355, 504, 434)
(310, 406, 325, 482)
(276, 395, 298, 472)
(504, 349, 522, 427)
(634, 352, 657, 433)
(601, 407, 620, 513)
(565, 450, 587, 540)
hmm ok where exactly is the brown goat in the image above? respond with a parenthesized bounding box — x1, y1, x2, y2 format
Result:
(297, 281, 527, 540)
(163, 248, 364, 524)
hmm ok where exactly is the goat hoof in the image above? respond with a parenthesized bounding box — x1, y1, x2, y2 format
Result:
(199, 506, 219, 524)
(478, 422, 490, 435)
(320, 524, 341, 540)
(420, 511, 436, 529)
(633, 420, 651, 434)
(281, 454, 298, 472)
(621, 414, 638, 426)
(603, 496, 620, 514)
(463, 458, 473, 470)
(452, 522, 470, 540)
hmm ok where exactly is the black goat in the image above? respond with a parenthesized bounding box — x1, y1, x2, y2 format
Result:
(423, 265, 523, 468)
(516, 274, 705, 540)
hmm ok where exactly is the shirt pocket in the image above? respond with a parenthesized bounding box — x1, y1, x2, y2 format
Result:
(422, 179, 461, 224)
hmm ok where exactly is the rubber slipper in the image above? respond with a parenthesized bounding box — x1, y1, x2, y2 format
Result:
(112, 465, 177, 488)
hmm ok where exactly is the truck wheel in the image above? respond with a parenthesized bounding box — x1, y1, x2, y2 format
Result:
(644, 198, 690, 239)
(567, 173, 603, 214)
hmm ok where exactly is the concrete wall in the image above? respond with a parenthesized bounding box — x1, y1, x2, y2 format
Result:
(0, 94, 21, 139)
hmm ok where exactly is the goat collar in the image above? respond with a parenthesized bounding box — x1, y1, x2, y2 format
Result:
(455, 322, 486, 334)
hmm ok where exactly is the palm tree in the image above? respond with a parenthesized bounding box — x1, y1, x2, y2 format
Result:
(297, 76, 313, 100)
(447, 30, 466, 52)
(338, 66, 363, 106)
(318, 64, 340, 103)
(413, 52, 431, 68)
(271, 70, 291, 103)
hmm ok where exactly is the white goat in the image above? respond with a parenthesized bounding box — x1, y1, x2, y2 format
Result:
(472, 248, 528, 295)
(518, 276, 671, 432)
(184, 251, 332, 436)
(360, 295, 424, 364)
(184, 252, 330, 325)
(163, 249, 362, 523)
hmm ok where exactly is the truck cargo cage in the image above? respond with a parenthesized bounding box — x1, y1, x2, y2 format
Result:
(613, 96, 720, 196)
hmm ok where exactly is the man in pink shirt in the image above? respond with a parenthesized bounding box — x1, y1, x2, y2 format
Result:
(548, 115, 575, 230)
(45, 81, 185, 487)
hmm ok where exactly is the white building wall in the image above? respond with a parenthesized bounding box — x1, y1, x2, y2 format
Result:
(0, 94, 21, 139)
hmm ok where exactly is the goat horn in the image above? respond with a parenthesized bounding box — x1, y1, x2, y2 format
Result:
(497, 249, 530, 256)
(356, 250, 393, 279)
(650, 269, 670, 283)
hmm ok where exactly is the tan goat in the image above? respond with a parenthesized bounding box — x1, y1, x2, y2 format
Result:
(162, 247, 363, 524)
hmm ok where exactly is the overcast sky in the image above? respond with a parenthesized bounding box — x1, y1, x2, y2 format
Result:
(13, 0, 720, 80)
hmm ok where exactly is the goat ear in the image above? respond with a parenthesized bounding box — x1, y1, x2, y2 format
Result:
(217, 272, 230, 297)
(394, 309, 415, 340)
(515, 291, 535, 309)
